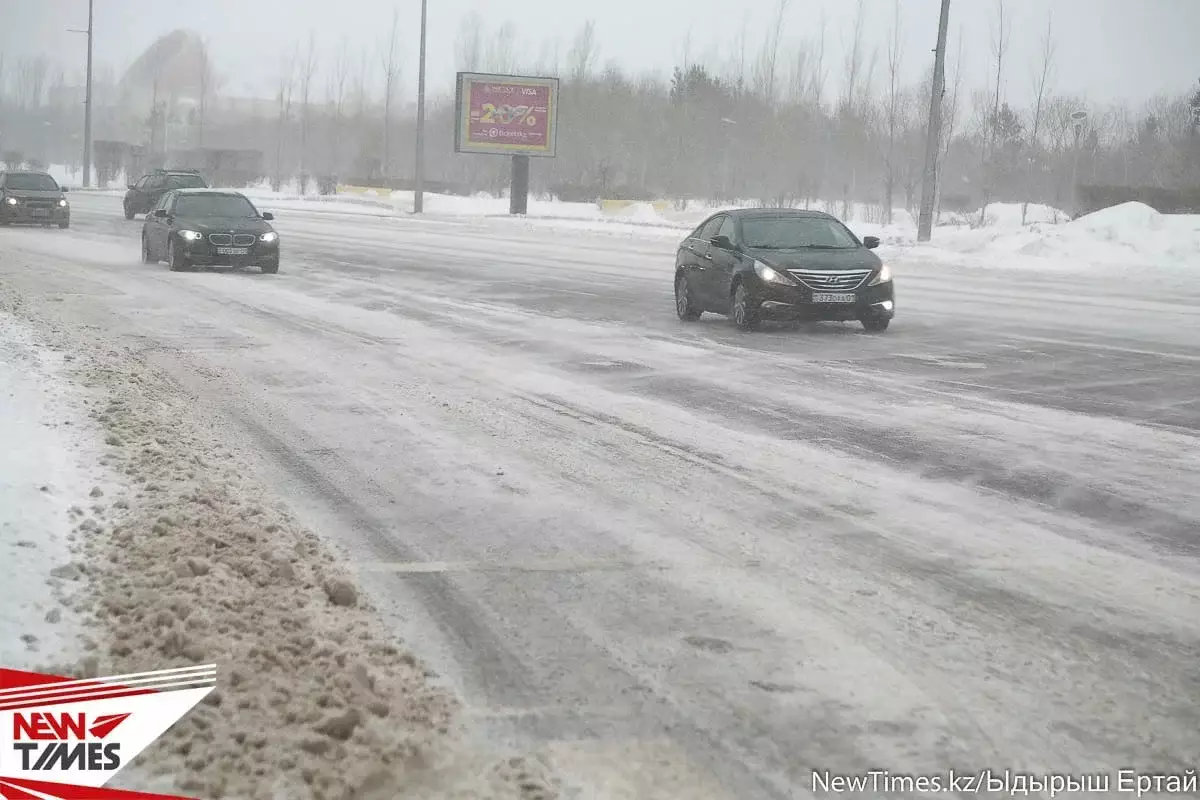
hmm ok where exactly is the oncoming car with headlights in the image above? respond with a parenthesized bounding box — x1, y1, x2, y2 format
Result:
(0, 170, 71, 228)
(141, 189, 279, 274)
(673, 209, 894, 332)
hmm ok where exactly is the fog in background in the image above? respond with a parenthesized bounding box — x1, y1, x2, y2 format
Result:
(2, 0, 1198, 221)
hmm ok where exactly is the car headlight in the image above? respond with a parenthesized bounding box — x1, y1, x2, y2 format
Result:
(59, 199, 69, 207)
(869, 264, 892, 285)
(178, 230, 203, 241)
(260, 232, 278, 243)
(754, 260, 793, 284)
(4, 197, 16, 206)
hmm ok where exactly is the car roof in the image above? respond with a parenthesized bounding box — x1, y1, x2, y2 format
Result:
(4, 170, 54, 176)
(724, 208, 836, 220)
(171, 188, 244, 196)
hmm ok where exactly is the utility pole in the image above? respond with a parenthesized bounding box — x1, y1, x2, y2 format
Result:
(68, 0, 95, 188)
(413, 0, 428, 214)
(916, 0, 951, 242)
(1070, 110, 1088, 217)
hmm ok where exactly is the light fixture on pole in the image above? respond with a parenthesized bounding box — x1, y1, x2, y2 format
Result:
(68, 0, 95, 188)
(414, 0, 428, 214)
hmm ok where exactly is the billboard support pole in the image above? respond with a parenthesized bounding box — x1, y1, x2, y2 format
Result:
(510, 155, 529, 215)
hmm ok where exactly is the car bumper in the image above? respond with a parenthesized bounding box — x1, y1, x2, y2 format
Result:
(750, 278, 896, 321)
(0, 205, 70, 224)
(179, 240, 279, 267)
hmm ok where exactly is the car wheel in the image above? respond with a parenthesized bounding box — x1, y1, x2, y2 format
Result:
(731, 284, 761, 331)
(167, 240, 188, 272)
(260, 259, 279, 275)
(141, 234, 156, 264)
(861, 318, 890, 333)
(675, 274, 702, 321)
(58, 222, 69, 229)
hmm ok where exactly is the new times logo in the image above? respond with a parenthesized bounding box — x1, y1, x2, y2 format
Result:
(1, 663, 216, 800)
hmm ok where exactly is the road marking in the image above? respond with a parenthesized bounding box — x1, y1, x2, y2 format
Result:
(353, 558, 665, 574)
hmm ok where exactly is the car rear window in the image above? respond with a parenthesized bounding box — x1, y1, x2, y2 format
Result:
(166, 174, 207, 189)
(4, 173, 60, 191)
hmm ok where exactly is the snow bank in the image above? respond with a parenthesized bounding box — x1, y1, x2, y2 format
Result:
(0, 315, 92, 670)
(1015, 202, 1200, 267)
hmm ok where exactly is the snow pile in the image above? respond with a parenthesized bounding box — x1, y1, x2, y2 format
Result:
(614, 201, 669, 225)
(1015, 202, 1200, 267)
(0, 287, 562, 799)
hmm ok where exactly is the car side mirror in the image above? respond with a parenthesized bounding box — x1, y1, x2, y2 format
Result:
(710, 234, 735, 251)
(153, 209, 168, 218)
(863, 236, 880, 249)
(261, 212, 274, 221)
(60, 186, 69, 193)
(127, 184, 135, 190)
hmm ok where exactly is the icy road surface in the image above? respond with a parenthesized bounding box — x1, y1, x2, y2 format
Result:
(3, 194, 1200, 799)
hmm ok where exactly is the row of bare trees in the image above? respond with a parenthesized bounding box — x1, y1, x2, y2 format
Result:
(2, 4, 1197, 214)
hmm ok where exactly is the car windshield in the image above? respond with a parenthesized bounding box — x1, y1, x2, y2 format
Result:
(741, 216, 859, 250)
(165, 174, 206, 189)
(175, 194, 258, 218)
(5, 173, 59, 191)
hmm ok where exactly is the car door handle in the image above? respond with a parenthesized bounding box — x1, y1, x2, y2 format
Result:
(703, 252, 713, 260)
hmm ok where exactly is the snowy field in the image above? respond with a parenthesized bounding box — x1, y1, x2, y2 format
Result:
(2, 192, 1200, 799)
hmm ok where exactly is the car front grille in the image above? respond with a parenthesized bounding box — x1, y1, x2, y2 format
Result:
(208, 233, 233, 246)
(232, 234, 256, 247)
(787, 268, 873, 292)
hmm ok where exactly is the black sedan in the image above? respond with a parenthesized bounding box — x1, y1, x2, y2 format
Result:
(0, 170, 70, 228)
(141, 189, 279, 274)
(673, 209, 895, 332)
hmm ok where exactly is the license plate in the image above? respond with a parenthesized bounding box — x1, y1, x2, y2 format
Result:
(31, 209, 48, 217)
(216, 246, 249, 255)
(812, 293, 856, 304)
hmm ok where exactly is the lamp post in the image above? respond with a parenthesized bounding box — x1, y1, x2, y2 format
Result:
(917, 0, 951, 242)
(68, 0, 95, 188)
(1070, 110, 1088, 217)
(413, 0, 428, 214)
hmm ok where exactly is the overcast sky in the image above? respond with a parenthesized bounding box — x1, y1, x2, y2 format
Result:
(3, 0, 1198, 109)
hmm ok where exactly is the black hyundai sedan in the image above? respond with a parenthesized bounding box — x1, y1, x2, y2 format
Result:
(141, 189, 279, 273)
(673, 209, 894, 331)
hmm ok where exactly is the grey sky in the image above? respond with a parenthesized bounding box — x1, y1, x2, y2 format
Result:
(3, 0, 1198, 108)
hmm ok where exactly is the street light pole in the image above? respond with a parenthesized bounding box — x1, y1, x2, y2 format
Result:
(916, 0, 951, 242)
(413, 0, 428, 214)
(69, 0, 95, 188)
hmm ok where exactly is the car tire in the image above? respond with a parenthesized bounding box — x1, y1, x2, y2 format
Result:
(58, 222, 69, 229)
(260, 259, 279, 275)
(124, 205, 135, 220)
(731, 284, 761, 331)
(167, 240, 188, 272)
(675, 274, 702, 321)
(861, 318, 890, 333)
(141, 234, 156, 264)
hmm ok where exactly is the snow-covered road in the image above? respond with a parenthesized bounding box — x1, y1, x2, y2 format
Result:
(4, 193, 1200, 799)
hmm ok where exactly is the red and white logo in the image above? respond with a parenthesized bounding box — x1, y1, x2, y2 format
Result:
(0, 664, 216, 799)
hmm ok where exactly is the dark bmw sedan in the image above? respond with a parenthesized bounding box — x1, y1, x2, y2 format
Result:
(0, 170, 71, 228)
(141, 189, 279, 274)
(673, 209, 894, 331)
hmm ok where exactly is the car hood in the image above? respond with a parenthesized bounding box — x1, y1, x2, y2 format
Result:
(178, 216, 273, 234)
(744, 246, 880, 271)
(3, 189, 66, 201)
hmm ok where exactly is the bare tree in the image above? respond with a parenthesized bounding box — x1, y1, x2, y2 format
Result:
(196, 39, 219, 149)
(935, 29, 965, 221)
(840, 0, 866, 115)
(883, 0, 903, 222)
(810, 13, 828, 110)
(273, 47, 298, 192)
(298, 33, 319, 194)
(379, 9, 401, 180)
(456, 11, 485, 72)
(1022, 14, 1055, 224)
(485, 22, 517, 74)
(568, 21, 598, 84)
(0, 54, 7, 108)
(15, 55, 49, 110)
(978, 0, 1010, 226)
(326, 39, 350, 181)
(752, 0, 790, 103)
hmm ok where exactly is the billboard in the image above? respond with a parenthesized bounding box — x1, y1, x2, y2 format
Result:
(454, 72, 559, 158)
